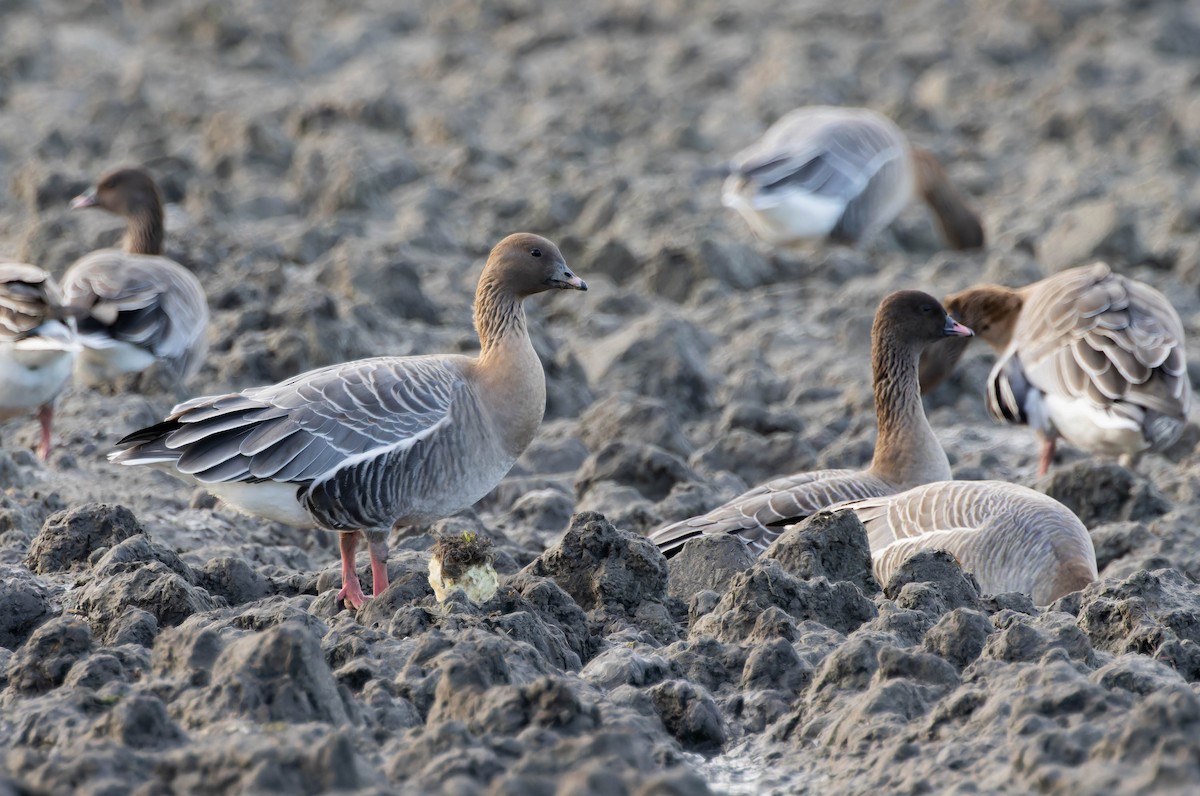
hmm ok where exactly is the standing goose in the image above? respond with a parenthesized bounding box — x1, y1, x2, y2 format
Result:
(649, 290, 973, 558)
(919, 261, 1190, 476)
(0, 262, 78, 460)
(830, 480, 1097, 605)
(110, 234, 587, 609)
(63, 167, 209, 389)
(721, 106, 985, 250)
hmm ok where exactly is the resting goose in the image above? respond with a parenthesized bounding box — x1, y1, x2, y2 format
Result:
(0, 262, 78, 460)
(831, 480, 1097, 605)
(721, 106, 985, 250)
(63, 167, 209, 388)
(110, 233, 587, 609)
(919, 261, 1190, 476)
(649, 290, 973, 558)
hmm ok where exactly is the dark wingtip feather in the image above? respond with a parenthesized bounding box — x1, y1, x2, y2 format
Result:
(115, 417, 184, 447)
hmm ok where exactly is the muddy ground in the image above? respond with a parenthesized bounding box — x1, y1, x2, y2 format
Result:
(2, 0, 1200, 793)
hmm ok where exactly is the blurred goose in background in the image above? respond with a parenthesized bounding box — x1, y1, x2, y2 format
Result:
(832, 480, 1097, 605)
(650, 290, 973, 558)
(63, 167, 209, 390)
(919, 261, 1190, 476)
(721, 106, 985, 250)
(0, 262, 79, 460)
(110, 233, 588, 609)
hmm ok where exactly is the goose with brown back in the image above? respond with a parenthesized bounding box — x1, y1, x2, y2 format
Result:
(919, 262, 1189, 475)
(650, 290, 972, 557)
(63, 167, 209, 389)
(831, 480, 1098, 605)
(721, 106, 985, 250)
(110, 234, 587, 609)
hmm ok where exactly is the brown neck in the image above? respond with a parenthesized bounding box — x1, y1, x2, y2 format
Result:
(471, 273, 546, 457)
(123, 206, 165, 256)
(473, 273, 527, 362)
(869, 330, 951, 487)
(911, 147, 984, 251)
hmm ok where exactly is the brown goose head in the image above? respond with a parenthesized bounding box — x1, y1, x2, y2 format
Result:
(918, 284, 1023, 393)
(873, 289, 974, 351)
(71, 167, 163, 219)
(482, 233, 587, 298)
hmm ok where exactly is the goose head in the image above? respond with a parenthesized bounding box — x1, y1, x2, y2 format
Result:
(485, 233, 587, 297)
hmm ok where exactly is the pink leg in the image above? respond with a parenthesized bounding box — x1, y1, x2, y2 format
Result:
(368, 537, 389, 598)
(336, 531, 368, 609)
(37, 404, 54, 462)
(1038, 437, 1056, 478)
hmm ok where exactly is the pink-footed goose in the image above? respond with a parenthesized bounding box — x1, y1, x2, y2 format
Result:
(650, 290, 973, 557)
(830, 480, 1098, 605)
(110, 234, 587, 609)
(721, 106, 985, 250)
(0, 262, 78, 460)
(62, 167, 209, 388)
(920, 261, 1190, 476)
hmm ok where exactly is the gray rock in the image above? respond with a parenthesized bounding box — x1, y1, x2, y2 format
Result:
(1091, 653, 1187, 695)
(577, 315, 713, 419)
(922, 608, 994, 671)
(1038, 461, 1170, 526)
(765, 509, 880, 596)
(506, 573, 598, 664)
(0, 566, 53, 650)
(741, 637, 812, 691)
(664, 636, 748, 694)
(667, 534, 754, 601)
(640, 239, 773, 303)
(692, 559, 877, 642)
(580, 645, 671, 690)
(192, 622, 351, 725)
(314, 240, 439, 323)
(4, 615, 92, 695)
(25, 503, 142, 574)
(575, 441, 696, 504)
(195, 556, 270, 606)
(66, 536, 219, 636)
(523, 512, 670, 623)
(883, 550, 984, 617)
(648, 679, 725, 753)
(91, 694, 185, 750)
(1075, 568, 1200, 663)
(688, 429, 817, 487)
(1037, 199, 1147, 268)
(577, 236, 639, 283)
(982, 610, 1094, 664)
(579, 393, 693, 458)
(499, 488, 575, 545)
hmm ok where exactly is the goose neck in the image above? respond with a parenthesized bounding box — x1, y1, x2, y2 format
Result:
(123, 207, 165, 256)
(870, 332, 951, 487)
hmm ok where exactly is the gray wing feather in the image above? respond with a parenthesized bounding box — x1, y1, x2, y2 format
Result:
(0, 261, 71, 343)
(734, 108, 909, 211)
(62, 250, 209, 381)
(1013, 263, 1190, 427)
(649, 468, 894, 557)
(117, 357, 468, 502)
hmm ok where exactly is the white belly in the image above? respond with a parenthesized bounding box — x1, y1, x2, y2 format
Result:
(75, 340, 158, 385)
(1043, 393, 1147, 457)
(205, 481, 317, 528)
(0, 345, 76, 412)
(722, 180, 845, 243)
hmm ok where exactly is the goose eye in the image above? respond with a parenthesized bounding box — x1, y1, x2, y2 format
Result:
(530, 248, 542, 258)
(921, 305, 933, 314)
